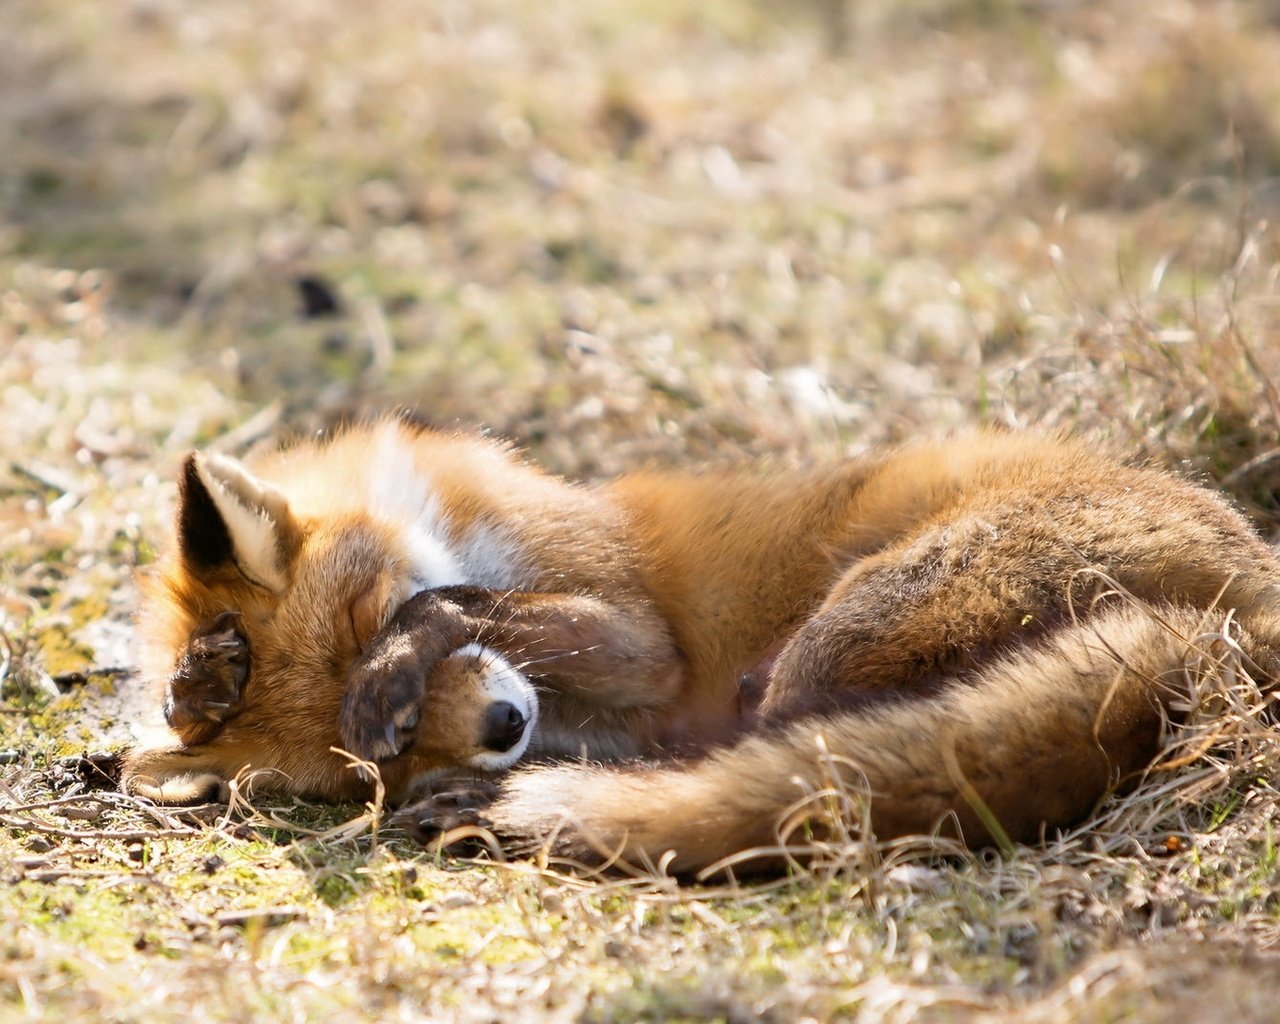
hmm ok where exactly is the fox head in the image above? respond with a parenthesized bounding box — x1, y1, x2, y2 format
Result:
(122, 436, 536, 805)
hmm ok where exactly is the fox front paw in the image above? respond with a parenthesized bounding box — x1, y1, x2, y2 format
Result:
(338, 589, 474, 762)
(391, 780, 501, 847)
(165, 611, 249, 741)
(340, 648, 426, 762)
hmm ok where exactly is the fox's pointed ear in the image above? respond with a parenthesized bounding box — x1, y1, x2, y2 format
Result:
(178, 452, 300, 592)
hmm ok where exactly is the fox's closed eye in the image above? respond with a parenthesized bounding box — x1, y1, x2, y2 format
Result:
(349, 583, 388, 651)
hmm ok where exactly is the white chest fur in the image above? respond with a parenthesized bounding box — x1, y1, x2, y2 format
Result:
(367, 427, 530, 593)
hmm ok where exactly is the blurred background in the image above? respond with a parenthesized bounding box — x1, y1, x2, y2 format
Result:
(8, 0, 1280, 473)
(8, 0, 1280, 689)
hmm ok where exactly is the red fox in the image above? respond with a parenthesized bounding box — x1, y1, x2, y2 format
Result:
(122, 415, 1280, 874)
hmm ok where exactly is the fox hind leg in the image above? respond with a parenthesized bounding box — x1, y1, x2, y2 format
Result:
(757, 512, 1083, 722)
(392, 778, 501, 847)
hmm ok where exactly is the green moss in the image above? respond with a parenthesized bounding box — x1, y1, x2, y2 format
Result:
(35, 627, 93, 681)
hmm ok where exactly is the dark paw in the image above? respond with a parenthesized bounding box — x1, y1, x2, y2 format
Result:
(165, 611, 249, 736)
(390, 781, 500, 847)
(339, 652, 425, 762)
(338, 590, 474, 762)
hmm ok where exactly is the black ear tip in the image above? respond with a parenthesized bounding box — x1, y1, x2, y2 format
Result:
(178, 452, 233, 573)
(179, 453, 204, 497)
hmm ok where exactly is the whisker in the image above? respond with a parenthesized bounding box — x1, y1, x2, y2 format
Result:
(514, 651, 588, 671)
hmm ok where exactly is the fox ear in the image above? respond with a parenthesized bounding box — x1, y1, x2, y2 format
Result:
(178, 452, 300, 593)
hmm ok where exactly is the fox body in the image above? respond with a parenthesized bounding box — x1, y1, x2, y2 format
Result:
(123, 417, 1280, 874)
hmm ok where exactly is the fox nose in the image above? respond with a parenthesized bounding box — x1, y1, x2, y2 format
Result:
(481, 701, 527, 753)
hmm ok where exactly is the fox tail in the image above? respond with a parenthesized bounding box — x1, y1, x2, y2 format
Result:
(474, 603, 1279, 877)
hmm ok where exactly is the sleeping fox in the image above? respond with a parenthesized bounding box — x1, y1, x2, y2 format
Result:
(122, 415, 1280, 874)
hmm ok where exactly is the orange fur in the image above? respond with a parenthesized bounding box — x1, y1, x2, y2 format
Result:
(122, 420, 1280, 874)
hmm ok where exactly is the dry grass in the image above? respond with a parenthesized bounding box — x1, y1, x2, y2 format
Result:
(3, 0, 1280, 1019)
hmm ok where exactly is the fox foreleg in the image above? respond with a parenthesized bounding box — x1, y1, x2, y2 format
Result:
(340, 586, 682, 762)
(164, 611, 251, 745)
(431, 585, 684, 707)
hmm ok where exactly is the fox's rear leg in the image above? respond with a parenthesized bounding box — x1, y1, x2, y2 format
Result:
(164, 611, 250, 745)
(757, 514, 1087, 722)
(391, 778, 500, 847)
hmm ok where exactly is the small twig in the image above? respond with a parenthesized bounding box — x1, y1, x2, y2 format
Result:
(1, 790, 176, 818)
(21, 868, 157, 884)
(1220, 447, 1280, 488)
(358, 300, 394, 383)
(0, 812, 199, 841)
(1, 794, 117, 815)
(216, 906, 308, 929)
(207, 402, 283, 456)
(10, 461, 81, 496)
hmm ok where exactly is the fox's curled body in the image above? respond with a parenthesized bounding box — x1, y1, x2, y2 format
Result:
(123, 418, 1280, 874)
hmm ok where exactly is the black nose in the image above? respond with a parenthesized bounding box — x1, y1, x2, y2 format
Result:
(481, 701, 527, 753)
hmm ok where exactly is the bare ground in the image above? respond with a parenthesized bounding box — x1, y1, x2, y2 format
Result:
(3, 0, 1280, 1020)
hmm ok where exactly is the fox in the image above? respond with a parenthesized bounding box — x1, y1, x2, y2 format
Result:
(121, 414, 1280, 875)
